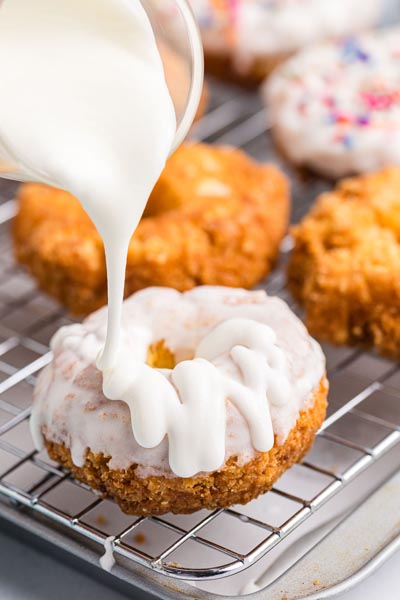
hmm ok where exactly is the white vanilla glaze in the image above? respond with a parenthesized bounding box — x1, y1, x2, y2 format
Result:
(100, 536, 116, 572)
(189, 0, 381, 70)
(264, 27, 400, 178)
(31, 287, 325, 479)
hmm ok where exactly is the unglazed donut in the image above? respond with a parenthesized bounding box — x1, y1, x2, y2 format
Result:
(31, 286, 327, 515)
(288, 167, 400, 358)
(13, 143, 290, 315)
(265, 28, 400, 178)
(189, 0, 381, 86)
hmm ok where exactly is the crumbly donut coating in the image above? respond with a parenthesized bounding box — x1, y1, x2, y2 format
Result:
(288, 167, 400, 358)
(13, 144, 290, 315)
(43, 379, 327, 516)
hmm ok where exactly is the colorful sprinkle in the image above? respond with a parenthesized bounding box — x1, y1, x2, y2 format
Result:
(356, 115, 371, 126)
(341, 38, 370, 63)
(333, 133, 355, 149)
(280, 29, 400, 147)
(361, 90, 400, 111)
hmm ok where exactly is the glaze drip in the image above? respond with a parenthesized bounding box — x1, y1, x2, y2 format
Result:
(103, 318, 289, 477)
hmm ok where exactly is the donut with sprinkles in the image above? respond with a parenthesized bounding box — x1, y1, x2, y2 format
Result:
(265, 27, 400, 178)
(189, 0, 382, 86)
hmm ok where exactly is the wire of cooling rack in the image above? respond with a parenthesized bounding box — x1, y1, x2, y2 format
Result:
(0, 82, 400, 583)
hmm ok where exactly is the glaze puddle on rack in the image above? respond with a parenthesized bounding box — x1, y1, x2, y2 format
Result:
(1, 71, 400, 598)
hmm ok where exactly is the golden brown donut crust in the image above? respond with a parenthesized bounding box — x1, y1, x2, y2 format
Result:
(43, 378, 327, 516)
(13, 143, 290, 315)
(288, 167, 400, 358)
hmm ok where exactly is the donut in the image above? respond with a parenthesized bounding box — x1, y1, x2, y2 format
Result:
(288, 167, 400, 358)
(13, 143, 290, 315)
(189, 0, 382, 87)
(31, 286, 328, 516)
(265, 27, 400, 178)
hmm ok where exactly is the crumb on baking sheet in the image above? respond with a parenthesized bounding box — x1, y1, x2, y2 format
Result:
(134, 533, 146, 544)
(96, 514, 107, 526)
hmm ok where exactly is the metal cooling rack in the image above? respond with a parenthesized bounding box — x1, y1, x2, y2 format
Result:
(0, 81, 400, 586)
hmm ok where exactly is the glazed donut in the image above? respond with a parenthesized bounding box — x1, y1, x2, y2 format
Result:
(265, 27, 400, 178)
(13, 143, 290, 315)
(31, 286, 327, 515)
(288, 167, 400, 358)
(189, 0, 382, 86)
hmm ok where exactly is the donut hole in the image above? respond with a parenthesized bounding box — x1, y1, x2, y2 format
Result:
(146, 340, 176, 369)
(146, 340, 198, 368)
